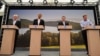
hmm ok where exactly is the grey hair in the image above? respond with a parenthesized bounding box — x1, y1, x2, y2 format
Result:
(13, 14, 19, 17)
(13, 14, 20, 21)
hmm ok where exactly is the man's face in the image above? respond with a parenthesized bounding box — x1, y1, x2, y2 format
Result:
(83, 15, 87, 21)
(13, 16, 18, 20)
(38, 14, 42, 19)
(62, 16, 66, 21)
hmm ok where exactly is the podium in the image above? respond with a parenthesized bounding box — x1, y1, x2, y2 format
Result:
(58, 25, 72, 56)
(29, 25, 44, 56)
(0, 25, 18, 55)
(84, 26, 100, 56)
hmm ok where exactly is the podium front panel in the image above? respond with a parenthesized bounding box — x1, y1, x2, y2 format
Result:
(29, 29, 42, 56)
(60, 30, 71, 56)
(0, 29, 16, 55)
(86, 29, 100, 56)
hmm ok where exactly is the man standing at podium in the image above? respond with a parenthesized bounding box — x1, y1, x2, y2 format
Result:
(58, 16, 69, 25)
(33, 13, 45, 26)
(11, 14, 21, 53)
(58, 16, 69, 45)
(80, 15, 93, 54)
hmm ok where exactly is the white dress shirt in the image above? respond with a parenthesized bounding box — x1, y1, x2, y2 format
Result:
(13, 20, 17, 25)
(80, 19, 94, 30)
(63, 21, 66, 26)
(38, 19, 40, 25)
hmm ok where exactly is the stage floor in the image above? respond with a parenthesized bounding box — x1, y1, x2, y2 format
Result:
(12, 48, 88, 56)
(12, 51, 88, 56)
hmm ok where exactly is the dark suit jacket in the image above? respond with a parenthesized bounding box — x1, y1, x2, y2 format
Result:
(10, 20, 21, 51)
(10, 20, 21, 35)
(58, 21, 69, 25)
(14, 21, 21, 28)
(33, 19, 45, 26)
(8, 19, 21, 28)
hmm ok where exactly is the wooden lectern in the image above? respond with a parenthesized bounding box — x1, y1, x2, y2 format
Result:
(0, 25, 18, 55)
(29, 25, 44, 56)
(58, 25, 72, 56)
(85, 26, 100, 56)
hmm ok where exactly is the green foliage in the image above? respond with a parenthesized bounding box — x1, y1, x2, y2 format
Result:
(16, 30, 84, 47)
(71, 31, 84, 45)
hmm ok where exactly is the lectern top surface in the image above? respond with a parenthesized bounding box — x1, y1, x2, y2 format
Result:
(2, 25, 19, 29)
(58, 25, 72, 30)
(29, 25, 44, 30)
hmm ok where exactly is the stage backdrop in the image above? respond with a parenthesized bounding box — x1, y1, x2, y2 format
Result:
(8, 9, 95, 47)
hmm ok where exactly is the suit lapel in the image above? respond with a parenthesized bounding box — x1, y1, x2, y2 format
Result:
(36, 19, 42, 25)
(39, 20, 41, 25)
(15, 21, 17, 25)
(38, 19, 41, 25)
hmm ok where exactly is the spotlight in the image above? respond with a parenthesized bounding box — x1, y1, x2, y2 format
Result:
(29, 0, 33, 5)
(82, 0, 88, 5)
(70, 0, 75, 5)
(54, 0, 58, 5)
(17, 0, 22, 5)
(0, 1, 3, 9)
(43, 0, 48, 5)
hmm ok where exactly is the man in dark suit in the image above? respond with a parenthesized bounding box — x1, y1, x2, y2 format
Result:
(33, 13, 45, 26)
(58, 16, 69, 45)
(11, 14, 21, 54)
(58, 16, 69, 25)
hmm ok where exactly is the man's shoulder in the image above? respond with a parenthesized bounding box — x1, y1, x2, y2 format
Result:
(17, 20, 21, 22)
(65, 21, 69, 23)
(41, 19, 44, 21)
(16, 21, 21, 24)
